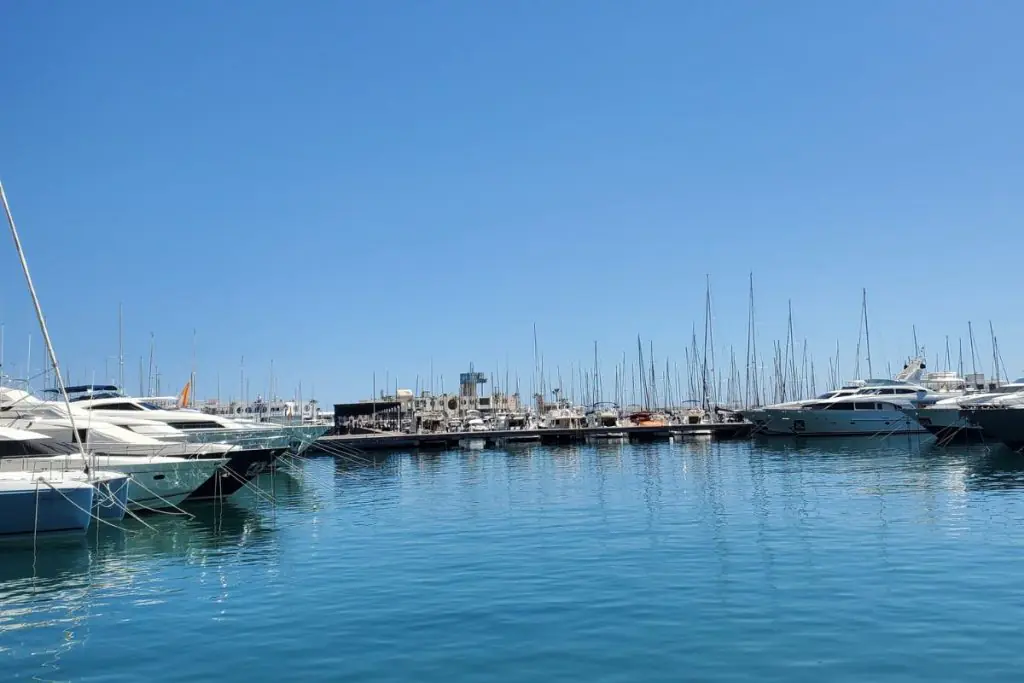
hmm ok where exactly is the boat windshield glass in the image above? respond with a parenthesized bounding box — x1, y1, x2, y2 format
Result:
(137, 402, 165, 411)
(0, 437, 78, 457)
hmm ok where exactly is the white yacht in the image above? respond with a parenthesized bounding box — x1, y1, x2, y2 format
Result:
(0, 389, 234, 509)
(58, 386, 328, 453)
(2, 387, 233, 457)
(746, 357, 966, 435)
(758, 392, 925, 436)
(39, 387, 293, 501)
(586, 404, 621, 428)
(0, 426, 226, 511)
(744, 357, 929, 428)
(543, 406, 587, 429)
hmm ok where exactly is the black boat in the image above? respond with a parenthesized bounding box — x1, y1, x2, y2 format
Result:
(184, 446, 289, 501)
(962, 408, 1024, 451)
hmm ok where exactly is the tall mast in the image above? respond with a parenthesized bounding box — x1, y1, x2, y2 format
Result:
(117, 303, 124, 391)
(0, 181, 87, 460)
(863, 288, 873, 378)
(968, 322, 979, 384)
(147, 332, 155, 395)
(745, 272, 758, 407)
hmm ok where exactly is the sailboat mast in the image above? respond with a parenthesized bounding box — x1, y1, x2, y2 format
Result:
(968, 322, 979, 384)
(0, 181, 87, 459)
(118, 302, 124, 392)
(863, 288, 873, 378)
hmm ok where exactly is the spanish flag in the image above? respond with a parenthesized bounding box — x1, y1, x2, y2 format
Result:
(177, 379, 192, 409)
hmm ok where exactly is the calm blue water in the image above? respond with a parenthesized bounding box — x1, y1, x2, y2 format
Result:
(3, 437, 1024, 682)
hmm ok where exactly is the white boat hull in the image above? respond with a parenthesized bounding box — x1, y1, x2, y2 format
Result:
(0, 456, 227, 511)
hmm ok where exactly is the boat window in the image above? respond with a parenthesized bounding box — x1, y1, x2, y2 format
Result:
(166, 420, 228, 430)
(877, 388, 896, 395)
(94, 402, 143, 411)
(853, 402, 877, 410)
(826, 403, 855, 410)
(893, 388, 918, 395)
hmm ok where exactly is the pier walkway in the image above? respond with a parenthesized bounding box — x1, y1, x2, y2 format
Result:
(314, 422, 753, 453)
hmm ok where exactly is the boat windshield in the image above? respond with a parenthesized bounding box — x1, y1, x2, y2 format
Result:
(0, 437, 78, 457)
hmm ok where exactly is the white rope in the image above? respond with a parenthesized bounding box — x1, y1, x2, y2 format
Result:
(92, 476, 130, 511)
(119, 503, 158, 532)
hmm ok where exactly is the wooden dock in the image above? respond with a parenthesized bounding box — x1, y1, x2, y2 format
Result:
(313, 422, 753, 453)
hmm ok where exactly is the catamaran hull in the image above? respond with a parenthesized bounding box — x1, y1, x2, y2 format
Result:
(0, 483, 93, 536)
(185, 447, 285, 501)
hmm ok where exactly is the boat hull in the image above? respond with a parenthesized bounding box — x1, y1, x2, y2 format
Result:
(184, 447, 285, 501)
(0, 478, 94, 536)
(759, 408, 925, 436)
(0, 457, 226, 512)
(115, 459, 227, 510)
(91, 472, 130, 520)
(962, 409, 1024, 451)
(912, 408, 982, 444)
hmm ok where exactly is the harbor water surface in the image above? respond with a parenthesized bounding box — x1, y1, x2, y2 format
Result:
(3, 438, 1024, 682)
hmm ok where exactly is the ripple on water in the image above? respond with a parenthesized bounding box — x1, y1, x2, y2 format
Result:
(2, 438, 1024, 682)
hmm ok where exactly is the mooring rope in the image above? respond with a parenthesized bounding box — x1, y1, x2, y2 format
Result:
(125, 475, 195, 518)
(39, 479, 133, 533)
(217, 465, 277, 505)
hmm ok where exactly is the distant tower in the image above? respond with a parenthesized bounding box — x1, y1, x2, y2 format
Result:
(459, 363, 487, 399)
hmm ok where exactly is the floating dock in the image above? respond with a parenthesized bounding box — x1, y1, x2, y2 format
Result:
(314, 422, 753, 453)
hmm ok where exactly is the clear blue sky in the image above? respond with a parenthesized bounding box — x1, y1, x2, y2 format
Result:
(2, 1, 1022, 402)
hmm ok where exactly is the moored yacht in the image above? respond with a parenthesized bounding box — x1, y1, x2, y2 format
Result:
(54, 390, 297, 500)
(911, 378, 1024, 443)
(543, 406, 587, 429)
(743, 356, 960, 433)
(758, 393, 923, 436)
(962, 407, 1024, 451)
(0, 427, 106, 535)
(0, 437, 227, 512)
